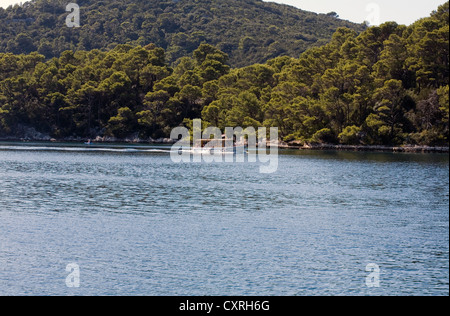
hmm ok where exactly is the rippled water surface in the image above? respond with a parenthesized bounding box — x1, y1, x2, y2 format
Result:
(0, 142, 448, 296)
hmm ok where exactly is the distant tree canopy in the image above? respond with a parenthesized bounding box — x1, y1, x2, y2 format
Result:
(0, 0, 365, 67)
(0, 2, 448, 146)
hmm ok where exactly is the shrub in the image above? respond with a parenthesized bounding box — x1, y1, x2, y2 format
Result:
(338, 125, 362, 145)
(311, 128, 336, 144)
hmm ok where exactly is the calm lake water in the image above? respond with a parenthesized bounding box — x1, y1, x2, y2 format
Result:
(0, 142, 448, 296)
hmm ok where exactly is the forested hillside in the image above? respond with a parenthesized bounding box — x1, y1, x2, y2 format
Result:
(0, 0, 364, 67)
(0, 2, 448, 146)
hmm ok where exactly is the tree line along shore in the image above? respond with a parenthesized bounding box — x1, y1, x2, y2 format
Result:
(0, 2, 448, 149)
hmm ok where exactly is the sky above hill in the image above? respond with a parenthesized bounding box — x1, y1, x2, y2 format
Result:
(269, 0, 447, 25)
(0, 0, 447, 25)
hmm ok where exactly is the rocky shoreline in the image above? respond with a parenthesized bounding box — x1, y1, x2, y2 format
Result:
(1, 135, 448, 154)
(0, 126, 448, 153)
(0, 130, 176, 145)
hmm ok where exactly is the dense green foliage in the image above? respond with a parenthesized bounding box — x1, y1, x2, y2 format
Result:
(0, 2, 448, 146)
(0, 0, 364, 67)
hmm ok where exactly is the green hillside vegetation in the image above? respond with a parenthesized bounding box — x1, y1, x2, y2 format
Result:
(0, 2, 448, 146)
(0, 0, 365, 67)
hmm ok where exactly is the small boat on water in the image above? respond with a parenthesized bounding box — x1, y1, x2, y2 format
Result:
(191, 135, 245, 155)
(84, 139, 92, 145)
